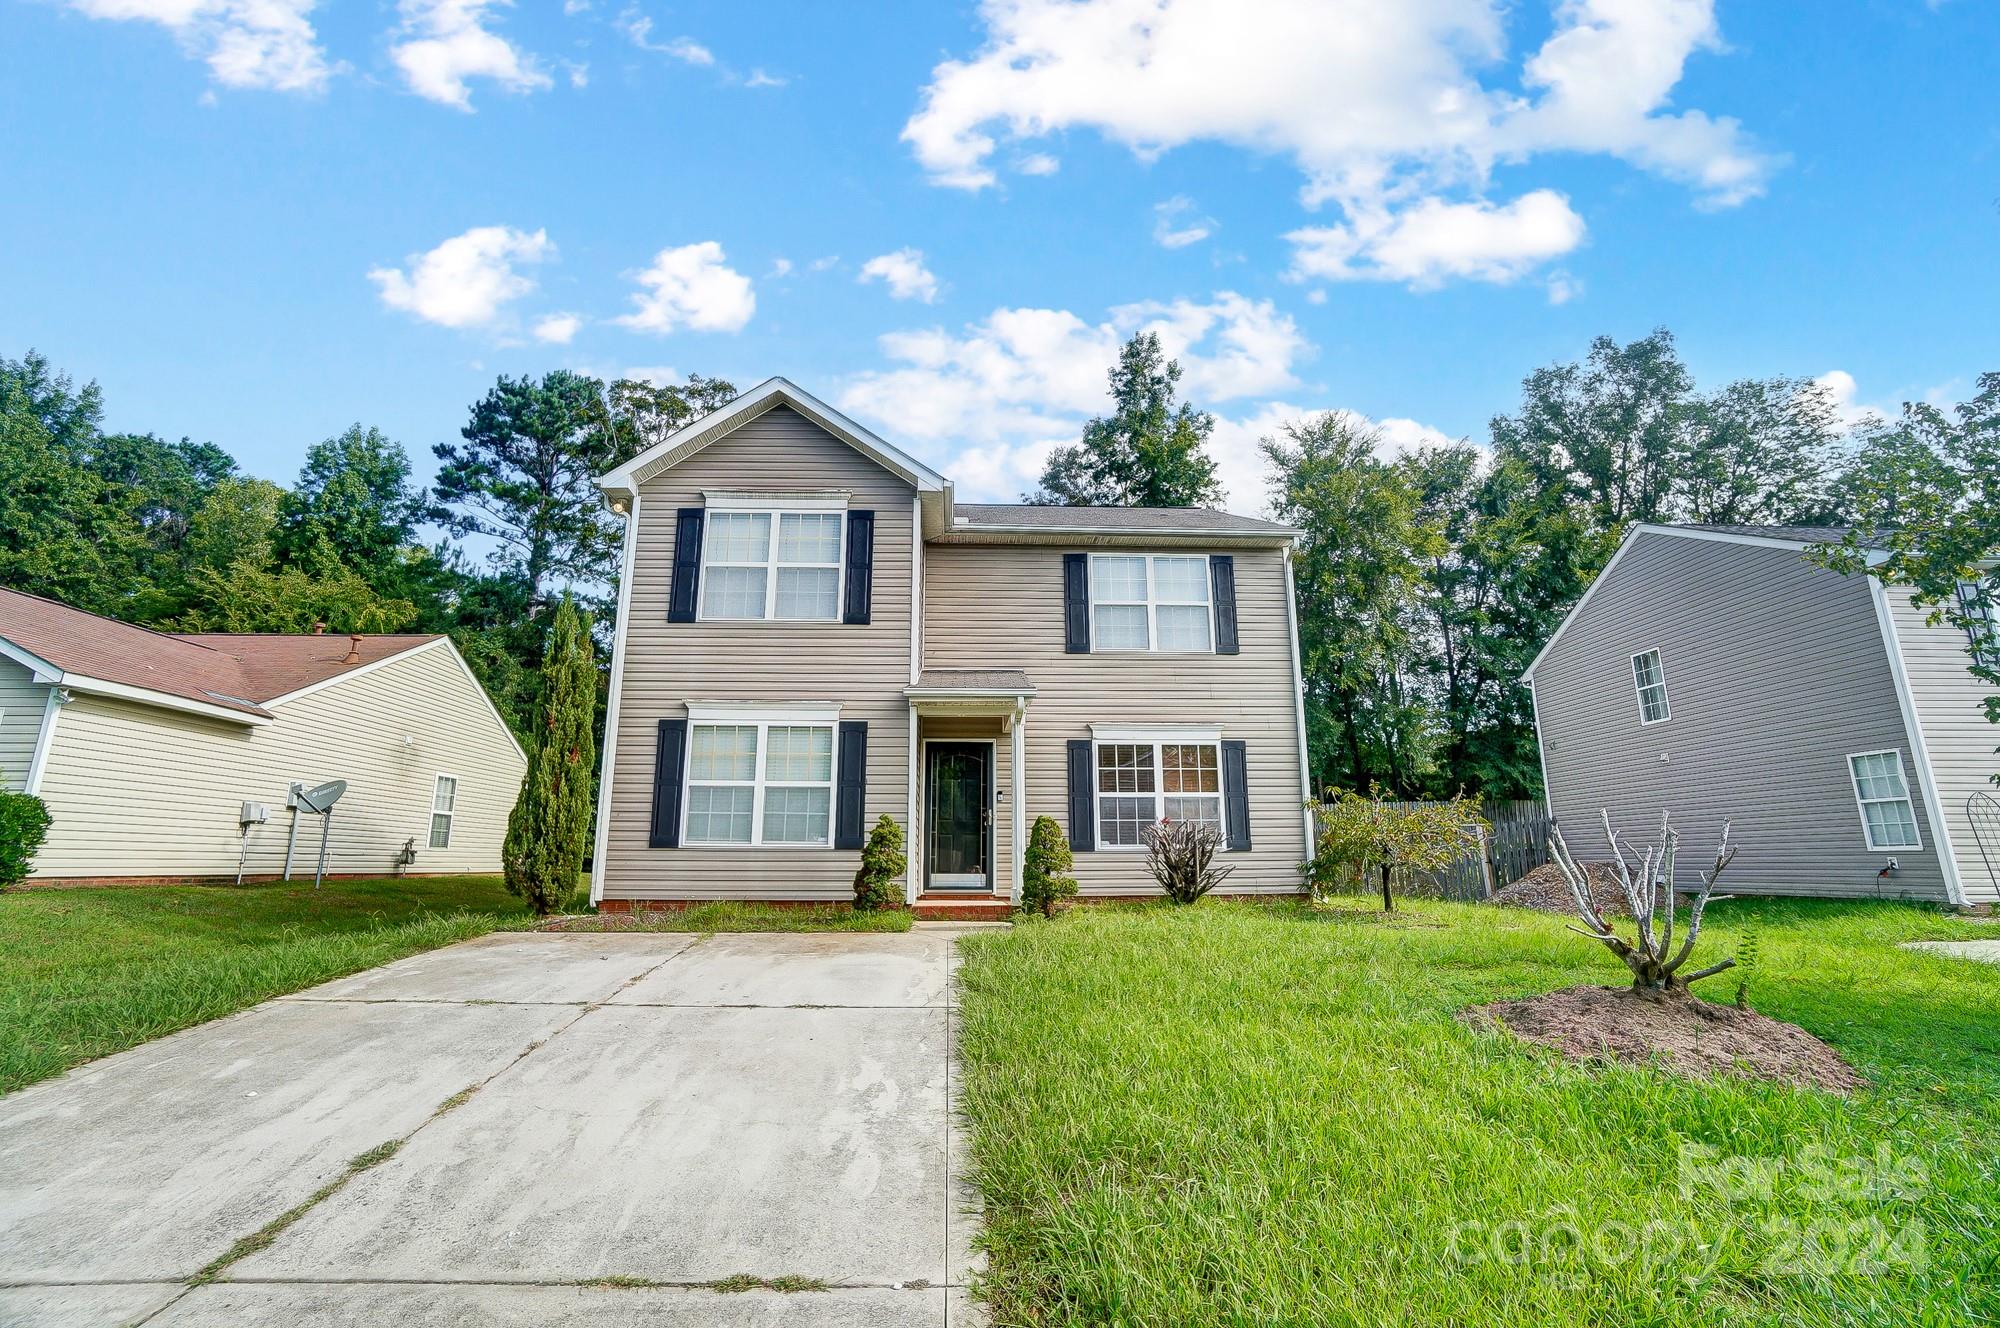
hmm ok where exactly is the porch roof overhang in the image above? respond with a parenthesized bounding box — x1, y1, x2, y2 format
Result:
(904, 669, 1036, 717)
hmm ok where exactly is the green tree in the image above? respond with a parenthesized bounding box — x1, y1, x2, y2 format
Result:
(503, 598, 597, 916)
(0, 390, 123, 613)
(1030, 333, 1223, 507)
(1264, 412, 1442, 796)
(1815, 373, 2000, 744)
(277, 425, 426, 588)
(1021, 815, 1077, 918)
(606, 375, 737, 454)
(429, 371, 628, 607)
(852, 815, 908, 911)
(1306, 791, 1485, 911)
(177, 537, 418, 633)
(1679, 375, 1846, 525)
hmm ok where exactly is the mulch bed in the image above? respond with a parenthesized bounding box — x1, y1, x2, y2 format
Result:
(1490, 862, 1673, 918)
(1461, 984, 1862, 1093)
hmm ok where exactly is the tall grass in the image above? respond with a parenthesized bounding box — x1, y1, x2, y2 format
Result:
(954, 898, 2000, 1326)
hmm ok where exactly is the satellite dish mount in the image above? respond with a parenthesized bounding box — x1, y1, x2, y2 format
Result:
(283, 779, 349, 887)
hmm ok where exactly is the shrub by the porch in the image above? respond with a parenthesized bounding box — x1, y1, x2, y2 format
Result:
(0, 791, 51, 889)
(1021, 815, 1077, 918)
(853, 814, 907, 911)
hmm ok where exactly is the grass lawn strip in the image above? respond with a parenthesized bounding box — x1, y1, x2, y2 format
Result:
(954, 897, 2000, 1326)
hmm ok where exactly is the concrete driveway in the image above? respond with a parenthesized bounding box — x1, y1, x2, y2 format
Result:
(0, 928, 988, 1326)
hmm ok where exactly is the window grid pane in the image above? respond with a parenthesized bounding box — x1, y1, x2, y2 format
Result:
(1162, 744, 1219, 793)
(762, 786, 831, 843)
(432, 776, 456, 813)
(766, 726, 833, 782)
(1099, 796, 1152, 847)
(1156, 604, 1212, 652)
(429, 813, 451, 849)
(1094, 605, 1150, 651)
(705, 513, 771, 562)
(1164, 795, 1222, 830)
(1091, 555, 1149, 602)
(777, 512, 842, 564)
(702, 566, 769, 619)
(690, 725, 758, 781)
(686, 784, 755, 843)
(1152, 556, 1210, 603)
(774, 567, 839, 620)
(1097, 744, 1156, 794)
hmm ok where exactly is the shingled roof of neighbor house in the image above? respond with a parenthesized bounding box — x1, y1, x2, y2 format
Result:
(952, 503, 1298, 535)
(0, 587, 440, 719)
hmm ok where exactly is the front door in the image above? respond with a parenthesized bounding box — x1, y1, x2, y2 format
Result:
(926, 742, 992, 891)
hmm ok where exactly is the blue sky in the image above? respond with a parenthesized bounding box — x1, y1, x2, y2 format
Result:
(3, 0, 1996, 513)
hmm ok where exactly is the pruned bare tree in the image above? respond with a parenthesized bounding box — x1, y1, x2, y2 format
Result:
(1549, 810, 1738, 994)
(1141, 819, 1235, 904)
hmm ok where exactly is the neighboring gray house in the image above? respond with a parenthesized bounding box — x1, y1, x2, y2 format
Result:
(1526, 524, 2000, 906)
(589, 378, 1313, 918)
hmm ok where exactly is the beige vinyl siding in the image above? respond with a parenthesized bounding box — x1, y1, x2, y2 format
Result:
(600, 406, 916, 901)
(33, 642, 525, 879)
(923, 543, 1307, 896)
(1890, 592, 2000, 902)
(0, 658, 49, 791)
(916, 715, 1014, 895)
(1533, 531, 1948, 900)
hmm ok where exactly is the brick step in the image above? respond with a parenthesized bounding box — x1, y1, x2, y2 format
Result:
(912, 893, 1015, 921)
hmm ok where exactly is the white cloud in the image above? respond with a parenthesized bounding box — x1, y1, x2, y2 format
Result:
(1015, 152, 1060, 176)
(618, 11, 712, 63)
(613, 242, 756, 334)
(859, 248, 942, 303)
(808, 255, 841, 272)
(744, 68, 787, 88)
(1815, 370, 1892, 431)
(904, 0, 1772, 287)
(533, 311, 583, 344)
(1545, 269, 1582, 304)
(768, 257, 795, 278)
(1372, 415, 1460, 456)
(1152, 196, 1215, 250)
(1113, 293, 1305, 400)
(620, 365, 680, 386)
(1286, 190, 1586, 287)
(390, 0, 550, 110)
(368, 226, 552, 329)
(67, 0, 335, 92)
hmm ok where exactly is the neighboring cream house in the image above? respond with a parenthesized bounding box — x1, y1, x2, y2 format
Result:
(590, 378, 1313, 918)
(0, 588, 526, 883)
(1526, 524, 2000, 906)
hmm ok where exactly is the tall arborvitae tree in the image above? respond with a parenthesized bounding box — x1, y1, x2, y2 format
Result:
(1029, 332, 1224, 507)
(503, 597, 598, 916)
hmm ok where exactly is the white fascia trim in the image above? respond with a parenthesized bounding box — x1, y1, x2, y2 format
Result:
(703, 489, 850, 511)
(1868, 577, 1969, 904)
(591, 492, 642, 905)
(24, 687, 62, 795)
(0, 636, 62, 683)
(261, 636, 445, 708)
(1090, 723, 1223, 743)
(909, 494, 923, 687)
(685, 701, 843, 725)
(1528, 676, 1554, 819)
(1522, 525, 1869, 682)
(1284, 545, 1314, 861)
(60, 674, 272, 726)
(596, 377, 949, 498)
(904, 687, 1039, 700)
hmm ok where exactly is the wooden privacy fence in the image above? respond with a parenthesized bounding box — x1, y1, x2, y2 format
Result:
(1312, 798, 1551, 902)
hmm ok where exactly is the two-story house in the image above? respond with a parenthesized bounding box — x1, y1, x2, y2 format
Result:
(589, 379, 1312, 918)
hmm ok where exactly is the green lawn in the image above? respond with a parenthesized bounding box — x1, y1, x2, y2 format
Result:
(954, 898, 2000, 1327)
(0, 876, 534, 1094)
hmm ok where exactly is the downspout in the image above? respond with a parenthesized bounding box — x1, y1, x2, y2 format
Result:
(1283, 545, 1314, 864)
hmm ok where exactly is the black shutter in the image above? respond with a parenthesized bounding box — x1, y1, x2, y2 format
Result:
(1063, 553, 1090, 654)
(649, 719, 688, 848)
(1221, 739, 1250, 851)
(843, 510, 875, 625)
(1066, 738, 1095, 851)
(667, 509, 704, 623)
(1210, 555, 1239, 655)
(834, 721, 868, 849)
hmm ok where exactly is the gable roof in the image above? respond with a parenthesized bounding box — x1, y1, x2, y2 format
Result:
(1520, 523, 1871, 682)
(596, 378, 952, 512)
(0, 587, 443, 725)
(949, 503, 1298, 542)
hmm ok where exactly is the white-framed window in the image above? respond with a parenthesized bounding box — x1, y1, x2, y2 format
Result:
(683, 704, 838, 846)
(1847, 750, 1921, 851)
(700, 509, 845, 622)
(1957, 579, 1999, 669)
(1090, 553, 1213, 652)
(1093, 731, 1224, 848)
(1631, 649, 1670, 725)
(428, 774, 457, 849)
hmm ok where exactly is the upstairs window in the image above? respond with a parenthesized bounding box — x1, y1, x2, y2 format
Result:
(1631, 649, 1670, 725)
(1848, 750, 1920, 851)
(429, 775, 456, 849)
(1957, 579, 1999, 669)
(1090, 554, 1213, 652)
(700, 511, 844, 621)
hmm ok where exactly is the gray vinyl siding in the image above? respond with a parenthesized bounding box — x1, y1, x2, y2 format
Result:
(0, 658, 48, 791)
(923, 543, 1308, 896)
(1533, 531, 1948, 901)
(599, 406, 916, 901)
(32, 643, 525, 879)
(1890, 592, 2000, 901)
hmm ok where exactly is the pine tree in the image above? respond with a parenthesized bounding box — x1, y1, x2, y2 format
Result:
(1029, 333, 1223, 507)
(852, 814, 908, 911)
(503, 598, 597, 915)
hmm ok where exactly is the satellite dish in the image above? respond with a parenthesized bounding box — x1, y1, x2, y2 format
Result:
(297, 779, 347, 814)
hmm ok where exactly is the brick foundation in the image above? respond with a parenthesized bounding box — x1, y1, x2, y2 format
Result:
(19, 871, 488, 890)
